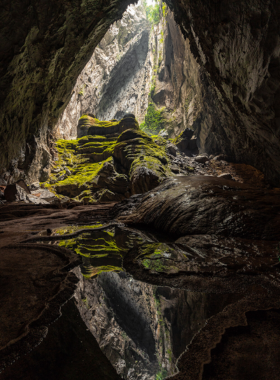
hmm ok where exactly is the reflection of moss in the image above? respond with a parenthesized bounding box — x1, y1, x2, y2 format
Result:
(56, 227, 140, 279)
(55, 224, 103, 235)
(58, 230, 121, 257)
(83, 265, 123, 279)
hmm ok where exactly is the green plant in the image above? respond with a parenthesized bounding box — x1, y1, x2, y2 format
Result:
(156, 369, 168, 380)
(82, 297, 90, 309)
(78, 84, 86, 96)
(162, 2, 167, 17)
(145, 103, 164, 132)
(143, 0, 160, 24)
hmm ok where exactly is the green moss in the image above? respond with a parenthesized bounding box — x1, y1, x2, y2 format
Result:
(141, 103, 165, 133)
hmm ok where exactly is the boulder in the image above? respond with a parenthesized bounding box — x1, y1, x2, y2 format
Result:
(218, 173, 233, 180)
(16, 180, 30, 194)
(31, 188, 56, 201)
(213, 154, 229, 162)
(26, 194, 49, 205)
(159, 129, 168, 139)
(65, 168, 71, 176)
(194, 155, 209, 164)
(30, 182, 40, 191)
(4, 184, 29, 202)
(166, 144, 177, 157)
(175, 129, 197, 154)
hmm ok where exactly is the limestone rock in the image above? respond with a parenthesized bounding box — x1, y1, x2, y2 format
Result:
(4, 184, 29, 202)
(159, 129, 168, 138)
(114, 176, 280, 241)
(30, 182, 40, 191)
(174, 129, 198, 155)
(97, 162, 130, 195)
(218, 173, 233, 180)
(166, 144, 177, 157)
(26, 194, 49, 205)
(16, 180, 31, 194)
(194, 155, 209, 164)
(213, 154, 229, 162)
(97, 189, 124, 203)
(65, 168, 71, 176)
(131, 166, 162, 195)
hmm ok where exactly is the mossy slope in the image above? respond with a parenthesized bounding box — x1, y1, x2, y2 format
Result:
(45, 115, 172, 202)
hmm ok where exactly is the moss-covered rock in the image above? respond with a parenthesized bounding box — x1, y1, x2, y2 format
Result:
(113, 129, 171, 195)
(45, 115, 173, 201)
(78, 114, 139, 138)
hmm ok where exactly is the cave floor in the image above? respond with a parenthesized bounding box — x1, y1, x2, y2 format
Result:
(0, 177, 280, 380)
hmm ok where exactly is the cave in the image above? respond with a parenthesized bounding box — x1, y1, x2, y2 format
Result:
(0, 0, 280, 379)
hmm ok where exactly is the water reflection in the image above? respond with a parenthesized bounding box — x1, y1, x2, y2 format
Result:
(76, 270, 233, 380)
(30, 224, 275, 379)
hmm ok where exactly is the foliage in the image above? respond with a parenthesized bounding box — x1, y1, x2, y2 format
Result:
(78, 84, 86, 96)
(162, 2, 167, 17)
(140, 102, 164, 133)
(156, 369, 168, 380)
(143, 0, 160, 24)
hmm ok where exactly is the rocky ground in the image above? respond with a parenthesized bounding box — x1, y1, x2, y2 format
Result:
(1, 113, 280, 380)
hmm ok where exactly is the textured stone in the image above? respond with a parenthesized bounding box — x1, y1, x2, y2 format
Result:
(218, 173, 233, 180)
(194, 155, 209, 164)
(4, 184, 29, 202)
(114, 176, 280, 240)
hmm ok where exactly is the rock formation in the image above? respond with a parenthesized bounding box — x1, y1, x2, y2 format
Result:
(1, 0, 280, 379)
(55, 2, 152, 139)
(45, 114, 173, 203)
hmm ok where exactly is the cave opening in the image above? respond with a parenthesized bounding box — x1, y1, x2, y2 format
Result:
(0, 0, 280, 380)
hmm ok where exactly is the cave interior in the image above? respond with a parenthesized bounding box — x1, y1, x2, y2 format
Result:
(0, 0, 280, 379)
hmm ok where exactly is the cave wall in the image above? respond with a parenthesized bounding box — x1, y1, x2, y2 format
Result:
(74, 268, 236, 380)
(149, 7, 204, 137)
(55, 3, 152, 139)
(0, 0, 137, 183)
(165, 0, 280, 185)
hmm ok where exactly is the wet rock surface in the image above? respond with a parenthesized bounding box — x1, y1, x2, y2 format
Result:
(0, 243, 79, 372)
(1, 187, 280, 379)
(0, 299, 122, 380)
(114, 176, 280, 240)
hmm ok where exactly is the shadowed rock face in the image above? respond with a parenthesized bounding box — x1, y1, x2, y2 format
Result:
(0, 0, 137, 182)
(0, 299, 122, 380)
(165, 0, 280, 185)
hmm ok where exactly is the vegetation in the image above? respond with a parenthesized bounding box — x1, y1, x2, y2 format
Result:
(140, 103, 165, 133)
(78, 84, 86, 96)
(162, 2, 167, 17)
(143, 0, 160, 24)
(156, 369, 168, 380)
